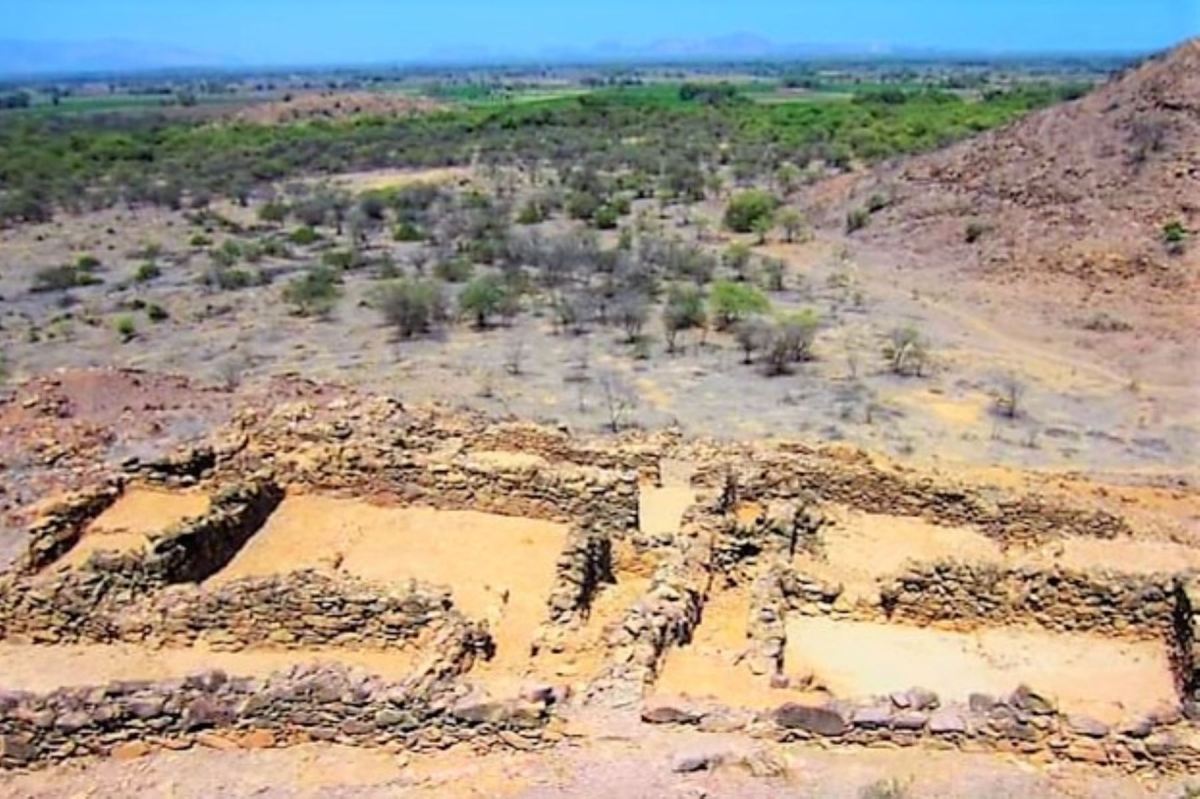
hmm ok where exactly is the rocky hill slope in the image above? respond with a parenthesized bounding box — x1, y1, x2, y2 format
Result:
(827, 39, 1199, 296)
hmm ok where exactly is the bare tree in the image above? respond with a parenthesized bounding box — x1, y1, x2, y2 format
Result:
(597, 369, 639, 433)
(503, 332, 527, 376)
(993, 373, 1026, 419)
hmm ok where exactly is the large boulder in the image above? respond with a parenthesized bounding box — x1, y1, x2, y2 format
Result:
(773, 703, 849, 736)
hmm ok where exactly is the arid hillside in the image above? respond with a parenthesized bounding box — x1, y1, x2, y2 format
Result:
(828, 39, 1199, 297)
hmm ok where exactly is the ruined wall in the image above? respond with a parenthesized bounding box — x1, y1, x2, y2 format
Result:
(145, 477, 283, 584)
(691, 454, 1130, 546)
(467, 422, 672, 482)
(710, 499, 824, 583)
(878, 561, 1179, 639)
(644, 685, 1200, 773)
(1176, 577, 1199, 704)
(123, 571, 483, 657)
(544, 524, 615, 626)
(0, 664, 549, 769)
(0, 478, 283, 643)
(21, 480, 123, 574)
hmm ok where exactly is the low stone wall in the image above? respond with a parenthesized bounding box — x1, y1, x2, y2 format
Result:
(146, 477, 283, 584)
(21, 480, 124, 574)
(122, 570, 483, 657)
(711, 499, 825, 583)
(466, 422, 672, 482)
(691, 454, 1130, 546)
(544, 524, 615, 626)
(0, 478, 283, 643)
(746, 563, 844, 676)
(592, 507, 722, 702)
(1176, 577, 1199, 703)
(643, 686, 1200, 773)
(878, 561, 1179, 640)
(0, 664, 549, 769)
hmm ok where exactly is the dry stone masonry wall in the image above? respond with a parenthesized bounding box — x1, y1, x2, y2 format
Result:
(0, 664, 550, 769)
(690, 453, 1130, 546)
(878, 561, 1181, 640)
(643, 684, 1200, 773)
(21, 480, 124, 574)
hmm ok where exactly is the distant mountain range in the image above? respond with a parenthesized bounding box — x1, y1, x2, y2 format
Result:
(0, 33, 1147, 78)
(0, 39, 235, 77)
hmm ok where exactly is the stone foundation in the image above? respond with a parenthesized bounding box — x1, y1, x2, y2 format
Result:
(879, 561, 1179, 640)
(0, 664, 549, 769)
(21, 480, 124, 574)
(642, 686, 1200, 773)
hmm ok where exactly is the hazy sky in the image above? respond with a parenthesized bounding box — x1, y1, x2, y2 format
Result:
(5, 0, 1197, 63)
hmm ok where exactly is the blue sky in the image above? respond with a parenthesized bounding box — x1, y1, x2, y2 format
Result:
(5, 0, 1197, 64)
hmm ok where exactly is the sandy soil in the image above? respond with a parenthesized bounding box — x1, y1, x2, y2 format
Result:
(655, 589, 827, 710)
(0, 642, 419, 693)
(208, 495, 568, 697)
(798, 508, 1004, 600)
(1018, 535, 1200, 574)
(783, 617, 1176, 723)
(329, 166, 472, 193)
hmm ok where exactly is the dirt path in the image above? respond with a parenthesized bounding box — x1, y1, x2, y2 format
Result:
(0, 719, 1186, 799)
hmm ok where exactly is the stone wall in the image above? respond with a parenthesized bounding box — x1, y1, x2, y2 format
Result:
(466, 422, 672, 482)
(0, 664, 549, 769)
(0, 478, 283, 643)
(121, 571, 484, 658)
(544, 524, 615, 626)
(711, 499, 824, 583)
(878, 561, 1179, 640)
(145, 477, 283, 584)
(592, 507, 721, 702)
(691, 454, 1130, 546)
(21, 480, 123, 574)
(642, 685, 1200, 773)
(1175, 577, 1199, 703)
(746, 563, 844, 676)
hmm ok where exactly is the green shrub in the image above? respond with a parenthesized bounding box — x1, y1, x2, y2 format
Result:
(258, 201, 289, 223)
(724, 190, 779, 233)
(865, 193, 890, 213)
(189, 233, 213, 247)
(32, 264, 101, 293)
(846, 207, 870, 233)
(75, 254, 102, 271)
(593, 204, 620, 230)
(516, 200, 547, 225)
(134, 261, 161, 282)
(761, 309, 820, 375)
(282, 265, 342, 317)
(434, 257, 474, 283)
(115, 315, 137, 342)
(662, 284, 707, 352)
(206, 267, 256, 291)
(884, 325, 931, 377)
(458, 274, 508, 328)
(392, 220, 423, 242)
(289, 226, 321, 245)
(1163, 220, 1187, 254)
(146, 303, 169, 322)
(375, 279, 447, 338)
(321, 249, 361, 271)
(210, 240, 242, 268)
(709, 280, 770, 330)
(964, 220, 989, 243)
